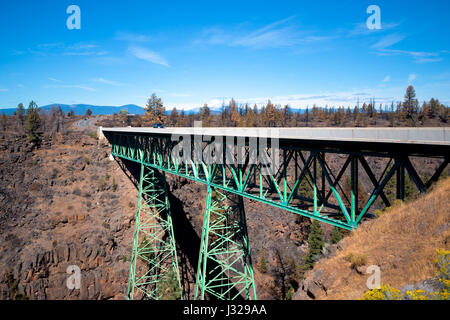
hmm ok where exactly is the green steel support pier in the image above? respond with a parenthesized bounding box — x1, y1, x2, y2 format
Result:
(127, 164, 181, 300)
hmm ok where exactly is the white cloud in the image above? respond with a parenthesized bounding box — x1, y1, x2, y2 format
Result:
(196, 16, 335, 49)
(383, 75, 391, 82)
(0, 88, 8, 92)
(63, 50, 108, 56)
(408, 74, 417, 83)
(92, 78, 123, 86)
(374, 47, 447, 64)
(177, 90, 402, 111)
(128, 46, 169, 67)
(29, 42, 107, 57)
(169, 93, 192, 98)
(48, 77, 63, 82)
(349, 22, 400, 36)
(371, 33, 405, 49)
(116, 32, 151, 42)
(45, 84, 96, 91)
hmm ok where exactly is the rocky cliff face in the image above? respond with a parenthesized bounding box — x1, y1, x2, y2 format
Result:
(0, 132, 135, 299)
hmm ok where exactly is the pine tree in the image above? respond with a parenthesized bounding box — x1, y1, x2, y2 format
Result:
(85, 109, 92, 116)
(403, 85, 418, 119)
(229, 99, 240, 127)
(169, 108, 179, 126)
(199, 104, 211, 126)
(118, 110, 129, 124)
(330, 226, 343, 244)
(1, 113, 7, 131)
(15, 103, 25, 129)
(304, 220, 324, 270)
(304, 107, 309, 126)
(24, 101, 41, 144)
(266, 100, 277, 127)
(145, 93, 166, 124)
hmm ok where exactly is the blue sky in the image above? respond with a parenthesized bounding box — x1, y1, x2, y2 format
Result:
(1, 0, 449, 110)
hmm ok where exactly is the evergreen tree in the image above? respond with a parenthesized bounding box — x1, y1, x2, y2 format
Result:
(304, 220, 324, 270)
(145, 93, 166, 124)
(330, 226, 343, 244)
(24, 101, 41, 144)
(85, 109, 93, 116)
(304, 107, 309, 126)
(403, 85, 418, 119)
(229, 99, 240, 127)
(1, 113, 7, 131)
(15, 103, 25, 129)
(169, 107, 179, 126)
(199, 104, 211, 126)
(118, 110, 129, 124)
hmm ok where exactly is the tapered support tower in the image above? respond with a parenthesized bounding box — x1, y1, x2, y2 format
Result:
(195, 186, 257, 300)
(127, 164, 181, 300)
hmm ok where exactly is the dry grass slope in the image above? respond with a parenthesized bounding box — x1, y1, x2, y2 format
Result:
(307, 177, 450, 300)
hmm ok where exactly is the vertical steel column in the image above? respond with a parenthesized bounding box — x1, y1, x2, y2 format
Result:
(350, 155, 358, 225)
(321, 153, 326, 206)
(195, 186, 257, 300)
(127, 163, 181, 300)
(396, 159, 405, 200)
(313, 153, 318, 214)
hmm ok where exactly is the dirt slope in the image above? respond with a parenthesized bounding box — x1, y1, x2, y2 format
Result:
(294, 177, 450, 300)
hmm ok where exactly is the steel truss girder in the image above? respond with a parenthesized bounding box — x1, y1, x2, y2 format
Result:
(194, 186, 256, 300)
(127, 163, 181, 300)
(107, 132, 449, 232)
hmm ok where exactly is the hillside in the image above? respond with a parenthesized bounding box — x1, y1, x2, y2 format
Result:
(294, 177, 450, 300)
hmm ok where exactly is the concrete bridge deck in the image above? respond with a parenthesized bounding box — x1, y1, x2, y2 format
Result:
(101, 127, 449, 145)
(101, 127, 450, 157)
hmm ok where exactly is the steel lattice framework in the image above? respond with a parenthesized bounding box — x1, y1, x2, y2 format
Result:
(127, 163, 181, 300)
(102, 128, 449, 301)
(195, 187, 256, 300)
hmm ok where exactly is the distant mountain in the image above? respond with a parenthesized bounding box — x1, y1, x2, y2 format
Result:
(0, 104, 146, 116)
(0, 103, 309, 116)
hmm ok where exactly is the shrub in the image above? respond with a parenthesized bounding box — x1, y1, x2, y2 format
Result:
(98, 177, 108, 191)
(84, 157, 90, 165)
(258, 250, 267, 273)
(361, 285, 404, 300)
(88, 131, 97, 139)
(157, 269, 182, 300)
(112, 178, 118, 192)
(361, 250, 449, 300)
(345, 252, 367, 269)
(7, 270, 29, 300)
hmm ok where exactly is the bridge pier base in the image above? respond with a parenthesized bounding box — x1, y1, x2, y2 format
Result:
(127, 163, 181, 300)
(194, 186, 257, 300)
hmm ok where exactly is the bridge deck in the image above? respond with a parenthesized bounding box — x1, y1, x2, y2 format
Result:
(101, 127, 449, 145)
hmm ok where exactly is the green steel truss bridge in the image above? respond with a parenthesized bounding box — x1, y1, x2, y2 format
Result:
(100, 127, 449, 301)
